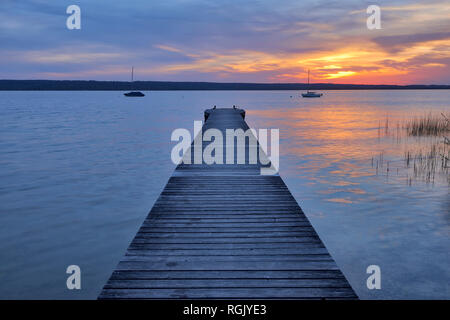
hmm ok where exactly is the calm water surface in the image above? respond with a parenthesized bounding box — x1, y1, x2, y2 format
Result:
(0, 90, 448, 299)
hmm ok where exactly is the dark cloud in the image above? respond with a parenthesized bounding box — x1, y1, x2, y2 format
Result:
(373, 32, 450, 53)
(381, 54, 450, 70)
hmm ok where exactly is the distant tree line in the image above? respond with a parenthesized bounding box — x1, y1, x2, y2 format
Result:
(1, 80, 449, 91)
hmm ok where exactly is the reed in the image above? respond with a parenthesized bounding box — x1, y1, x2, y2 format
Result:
(403, 113, 449, 185)
(404, 112, 449, 136)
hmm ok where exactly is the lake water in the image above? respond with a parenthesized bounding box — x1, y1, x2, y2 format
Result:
(0, 90, 448, 299)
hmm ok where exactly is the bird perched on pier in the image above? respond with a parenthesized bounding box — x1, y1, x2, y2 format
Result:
(213, 105, 216, 109)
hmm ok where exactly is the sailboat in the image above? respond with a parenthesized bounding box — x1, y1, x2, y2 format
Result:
(301, 69, 322, 98)
(124, 67, 145, 97)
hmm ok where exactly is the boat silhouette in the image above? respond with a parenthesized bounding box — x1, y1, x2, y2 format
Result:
(124, 67, 145, 97)
(301, 69, 323, 98)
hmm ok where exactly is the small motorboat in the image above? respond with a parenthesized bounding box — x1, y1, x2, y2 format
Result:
(301, 69, 322, 98)
(124, 67, 145, 97)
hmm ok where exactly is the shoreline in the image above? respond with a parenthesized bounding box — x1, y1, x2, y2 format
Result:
(1, 80, 450, 91)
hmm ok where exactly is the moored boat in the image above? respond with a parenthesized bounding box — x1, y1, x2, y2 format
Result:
(124, 67, 145, 97)
(302, 91, 323, 98)
(302, 69, 322, 98)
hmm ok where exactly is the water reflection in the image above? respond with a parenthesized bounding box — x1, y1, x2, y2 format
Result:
(245, 91, 449, 299)
(248, 102, 448, 188)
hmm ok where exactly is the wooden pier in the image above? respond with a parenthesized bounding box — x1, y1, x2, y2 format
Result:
(99, 108, 357, 299)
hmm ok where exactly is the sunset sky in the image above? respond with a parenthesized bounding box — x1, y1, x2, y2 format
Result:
(1, 0, 449, 84)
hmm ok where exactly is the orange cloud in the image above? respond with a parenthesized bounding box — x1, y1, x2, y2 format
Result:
(323, 71, 357, 79)
(149, 27, 449, 84)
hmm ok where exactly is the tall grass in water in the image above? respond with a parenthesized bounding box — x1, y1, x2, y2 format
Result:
(404, 112, 449, 136)
(375, 112, 449, 185)
(403, 113, 449, 185)
(405, 144, 448, 185)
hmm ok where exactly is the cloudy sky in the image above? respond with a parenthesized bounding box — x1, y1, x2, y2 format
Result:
(1, 0, 449, 84)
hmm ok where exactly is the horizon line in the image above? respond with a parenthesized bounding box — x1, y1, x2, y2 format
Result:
(1, 79, 450, 87)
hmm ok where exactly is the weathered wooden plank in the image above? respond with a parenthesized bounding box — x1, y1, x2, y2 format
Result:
(137, 226, 313, 232)
(147, 214, 306, 219)
(148, 209, 305, 214)
(131, 237, 321, 244)
(141, 222, 314, 228)
(99, 287, 357, 299)
(108, 270, 346, 280)
(104, 278, 351, 289)
(115, 260, 339, 271)
(135, 231, 316, 237)
(121, 253, 333, 261)
(144, 217, 306, 223)
(128, 243, 326, 251)
(125, 248, 329, 255)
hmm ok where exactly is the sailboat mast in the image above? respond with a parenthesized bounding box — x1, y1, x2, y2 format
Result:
(308, 69, 310, 86)
(131, 67, 134, 82)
